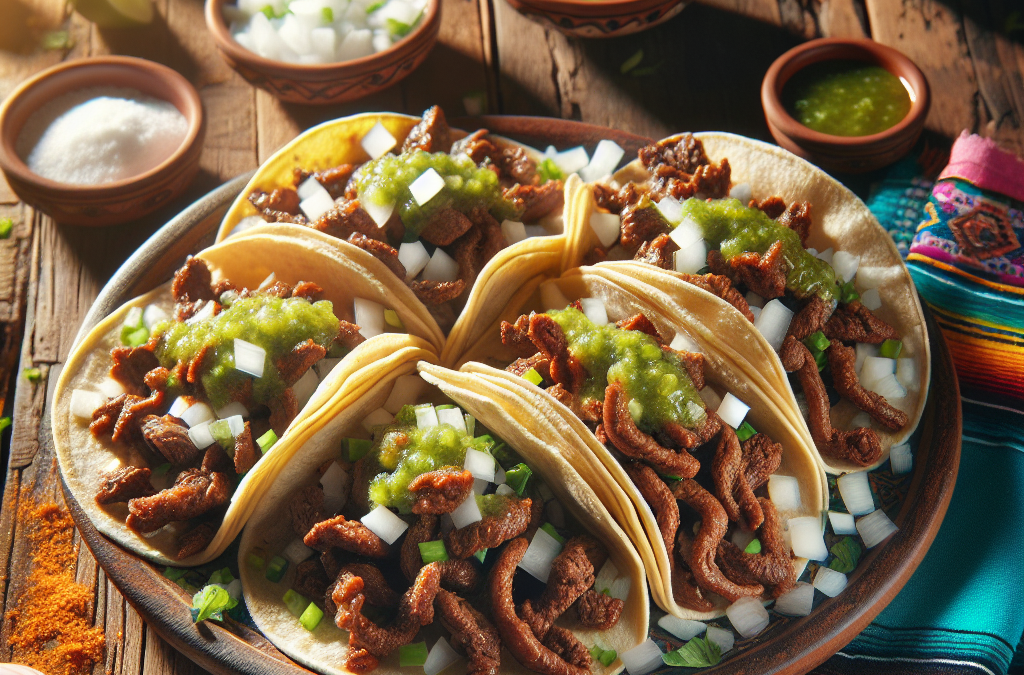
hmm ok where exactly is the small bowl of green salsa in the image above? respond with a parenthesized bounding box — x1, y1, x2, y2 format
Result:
(761, 38, 929, 173)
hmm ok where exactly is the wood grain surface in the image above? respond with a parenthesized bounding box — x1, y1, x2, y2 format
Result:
(0, 0, 1015, 673)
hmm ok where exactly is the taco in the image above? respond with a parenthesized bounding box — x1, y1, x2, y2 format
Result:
(216, 106, 577, 334)
(237, 354, 648, 675)
(51, 226, 444, 566)
(447, 266, 827, 620)
(569, 132, 931, 473)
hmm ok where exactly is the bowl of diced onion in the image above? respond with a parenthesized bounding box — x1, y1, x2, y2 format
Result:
(205, 0, 440, 104)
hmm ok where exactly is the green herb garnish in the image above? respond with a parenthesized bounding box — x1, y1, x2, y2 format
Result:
(190, 584, 237, 623)
(346, 437, 372, 462)
(538, 158, 564, 183)
(828, 536, 862, 574)
(880, 339, 903, 359)
(504, 463, 532, 496)
(522, 368, 543, 386)
(283, 589, 308, 617)
(23, 368, 41, 382)
(619, 48, 643, 74)
(735, 421, 757, 442)
(265, 555, 289, 582)
(744, 538, 762, 555)
(662, 635, 722, 668)
(321, 6, 333, 22)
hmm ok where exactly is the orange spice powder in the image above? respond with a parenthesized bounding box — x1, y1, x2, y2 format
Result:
(5, 495, 105, 675)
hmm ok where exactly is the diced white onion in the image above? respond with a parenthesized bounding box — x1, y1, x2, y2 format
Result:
(70, 389, 104, 419)
(860, 356, 896, 390)
(744, 291, 764, 309)
(608, 576, 632, 601)
(450, 491, 483, 530)
(774, 581, 813, 616)
(767, 474, 802, 512)
(464, 448, 495, 481)
(297, 176, 325, 201)
(657, 615, 706, 641)
(749, 306, 762, 320)
(590, 212, 621, 248)
(619, 639, 663, 675)
(580, 140, 625, 182)
(731, 528, 755, 551)
(216, 401, 248, 419)
(299, 187, 335, 222)
(188, 421, 215, 450)
(807, 248, 818, 256)
(393, 241, 430, 281)
(540, 282, 571, 312)
(655, 196, 682, 224)
(831, 250, 861, 282)
(729, 182, 753, 205)
(579, 298, 609, 327)
(496, 483, 515, 496)
(258, 272, 276, 290)
(142, 304, 169, 330)
(870, 373, 907, 399)
(788, 516, 828, 560)
(363, 200, 395, 229)
(706, 626, 734, 653)
(292, 368, 320, 409)
(98, 377, 125, 399)
(354, 297, 386, 340)
(310, 27, 336, 62)
(669, 217, 702, 248)
(123, 306, 143, 332)
(716, 393, 750, 429)
(524, 225, 548, 238)
(828, 510, 858, 535)
(493, 464, 503, 484)
(816, 247, 834, 265)
(726, 596, 770, 638)
(857, 509, 898, 548)
(669, 331, 700, 354)
(424, 637, 462, 675)
(838, 471, 874, 516)
(813, 566, 848, 597)
(180, 402, 216, 428)
(501, 219, 526, 245)
(362, 407, 394, 433)
(409, 168, 445, 206)
(228, 215, 266, 237)
(361, 505, 409, 545)
(186, 300, 216, 325)
(421, 248, 459, 282)
(673, 238, 707, 274)
(896, 358, 917, 388)
(412, 405, 437, 430)
(383, 375, 426, 414)
(321, 461, 350, 513)
(473, 478, 489, 495)
(518, 526, 562, 583)
(283, 537, 313, 564)
(168, 396, 190, 419)
(754, 299, 795, 352)
(223, 578, 242, 600)
(233, 338, 266, 378)
(552, 146, 589, 175)
(224, 415, 245, 438)
(860, 287, 882, 311)
(856, 343, 879, 374)
(361, 121, 397, 160)
(699, 386, 722, 410)
(850, 411, 872, 429)
(889, 443, 913, 475)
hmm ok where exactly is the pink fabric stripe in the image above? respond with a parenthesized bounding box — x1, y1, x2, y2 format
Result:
(939, 131, 1024, 203)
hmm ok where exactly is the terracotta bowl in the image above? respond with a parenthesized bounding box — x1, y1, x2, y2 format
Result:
(205, 0, 441, 104)
(503, 0, 687, 38)
(0, 56, 205, 227)
(761, 38, 930, 173)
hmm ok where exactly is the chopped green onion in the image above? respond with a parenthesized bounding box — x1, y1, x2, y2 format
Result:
(163, 566, 187, 581)
(744, 538, 762, 554)
(599, 650, 617, 666)
(283, 589, 308, 617)
(346, 437, 372, 462)
(620, 48, 644, 74)
(0, 218, 13, 239)
(473, 548, 488, 564)
(522, 368, 544, 386)
(124, 326, 150, 347)
(265, 555, 289, 582)
(300, 602, 323, 631)
(321, 5, 333, 22)
(152, 463, 171, 476)
(260, 5, 274, 18)
(505, 463, 532, 496)
(813, 349, 828, 372)
(435, 404, 456, 410)
(538, 158, 564, 182)
(0, 417, 11, 433)
(418, 540, 449, 563)
(735, 421, 757, 442)
(209, 419, 234, 450)
(839, 280, 859, 304)
(23, 367, 41, 382)
(880, 339, 903, 359)
(540, 522, 565, 544)
(383, 308, 403, 328)
(464, 414, 475, 436)
(176, 577, 198, 594)
(399, 642, 429, 666)
(386, 17, 412, 37)
(247, 548, 267, 571)
(589, 645, 604, 662)
(257, 429, 278, 455)
(365, 0, 384, 12)
(803, 330, 830, 353)
(191, 584, 236, 623)
(209, 567, 234, 584)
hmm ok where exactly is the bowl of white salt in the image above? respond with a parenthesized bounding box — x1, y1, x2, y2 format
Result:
(0, 56, 205, 226)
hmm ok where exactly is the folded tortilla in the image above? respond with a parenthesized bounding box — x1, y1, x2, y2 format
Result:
(568, 132, 931, 473)
(51, 227, 441, 566)
(238, 355, 648, 675)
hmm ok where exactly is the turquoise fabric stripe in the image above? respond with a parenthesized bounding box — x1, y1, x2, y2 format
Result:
(908, 262, 1024, 330)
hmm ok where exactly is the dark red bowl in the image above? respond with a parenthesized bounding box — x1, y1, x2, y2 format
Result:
(761, 38, 930, 173)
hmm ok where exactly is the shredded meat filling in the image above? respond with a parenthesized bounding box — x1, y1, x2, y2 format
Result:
(603, 382, 701, 478)
(314, 199, 388, 242)
(126, 469, 230, 533)
(409, 279, 467, 306)
(619, 201, 671, 253)
(109, 345, 160, 397)
(289, 485, 326, 538)
(171, 257, 218, 304)
(436, 589, 502, 675)
(248, 189, 306, 223)
(304, 515, 391, 558)
(177, 522, 215, 559)
(445, 496, 532, 559)
(505, 181, 564, 223)
(408, 468, 475, 515)
(574, 589, 624, 630)
(141, 414, 199, 466)
(708, 241, 788, 300)
(527, 314, 587, 395)
(675, 273, 754, 322)
(716, 498, 795, 597)
(520, 537, 597, 640)
(824, 301, 900, 344)
(712, 423, 763, 531)
(828, 340, 908, 431)
(233, 422, 258, 474)
(347, 233, 407, 279)
(402, 106, 452, 154)
(787, 296, 834, 341)
(634, 233, 678, 270)
(96, 466, 155, 505)
(339, 563, 400, 608)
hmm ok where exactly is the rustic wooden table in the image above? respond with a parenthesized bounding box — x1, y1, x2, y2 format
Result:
(0, 1, 1020, 673)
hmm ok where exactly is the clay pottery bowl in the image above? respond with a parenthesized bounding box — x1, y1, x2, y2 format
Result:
(503, 0, 687, 38)
(761, 38, 930, 174)
(0, 56, 205, 227)
(205, 0, 440, 104)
